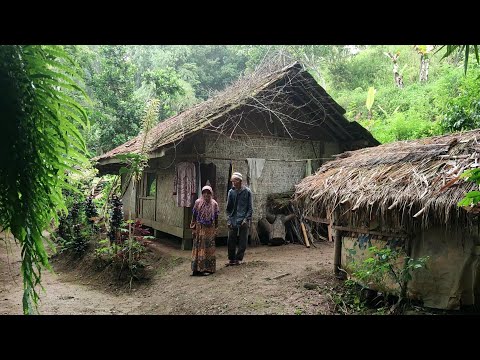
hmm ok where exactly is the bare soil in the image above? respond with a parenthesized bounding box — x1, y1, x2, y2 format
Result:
(0, 232, 341, 315)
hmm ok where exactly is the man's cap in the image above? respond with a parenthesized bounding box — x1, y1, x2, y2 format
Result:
(231, 172, 243, 181)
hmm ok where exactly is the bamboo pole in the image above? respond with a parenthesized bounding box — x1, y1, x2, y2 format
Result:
(300, 221, 310, 248)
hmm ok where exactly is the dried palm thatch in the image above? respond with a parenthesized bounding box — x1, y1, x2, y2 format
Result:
(95, 55, 377, 170)
(294, 129, 480, 232)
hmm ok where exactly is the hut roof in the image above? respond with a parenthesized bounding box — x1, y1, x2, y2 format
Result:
(94, 61, 378, 169)
(294, 129, 480, 230)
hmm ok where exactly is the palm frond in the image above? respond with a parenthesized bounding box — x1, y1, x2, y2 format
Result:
(437, 45, 480, 74)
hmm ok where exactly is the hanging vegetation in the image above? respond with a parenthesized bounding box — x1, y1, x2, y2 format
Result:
(0, 45, 89, 314)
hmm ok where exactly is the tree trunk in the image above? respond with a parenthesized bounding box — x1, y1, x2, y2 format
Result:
(394, 72, 404, 88)
(385, 52, 404, 88)
(419, 54, 429, 82)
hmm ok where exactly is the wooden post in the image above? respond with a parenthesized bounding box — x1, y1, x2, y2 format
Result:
(181, 207, 193, 250)
(332, 210, 342, 277)
(327, 211, 333, 242)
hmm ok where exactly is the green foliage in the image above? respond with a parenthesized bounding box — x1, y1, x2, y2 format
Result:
(330, 282, 369, 314)
(360, 112, 442, 143)
(458, 170, 480, 207)
(366, 87, 376, 112)
(99, 97, 157, 283)
(95, 221, 149, 283)
(349, 246, 429, 301)
(117, 153, 149, 183)
(458, 188, 480, 207)
(170, 45, 249, 100)
(128, 45, 248, 101)
(438, 45, 480, 74)
(68, 45, 194, 155)
(438, 46, 480, 209)
(441, 68, 480, 132)
(55, 216, 92, 256)
(54, 176, 100, 256)
(332, 48, 479, 144)
(327, 46, 403, 91)
(139, 68, 185, 119)
(115, 99, 160, 203)
(64, 45, 480, 157)
(294, 308, 304, 315)
(326, 45, 480, 146)
(95, 236, 147, 278)
(95, 175, 120, 218)
(87, 46, 143, 154)
(95, 238, 116, 258)
(0, 45, 89, 314)
(53, 161, 101, 256)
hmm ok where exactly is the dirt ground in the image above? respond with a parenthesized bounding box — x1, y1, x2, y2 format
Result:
(0, 232, 341, 315)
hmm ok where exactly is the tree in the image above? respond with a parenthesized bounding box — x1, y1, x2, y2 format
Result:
(88, 45, 142, 154)
(137, 67, 186, 120)
(181, 45, 249, 100)
(414, 45, 435, 82)
(384, 51, 404, 88)
(0, 45, 89, 314)
(69, 45, 190, 155)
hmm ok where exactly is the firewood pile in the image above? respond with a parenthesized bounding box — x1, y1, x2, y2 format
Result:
(258, 192, 327, 247)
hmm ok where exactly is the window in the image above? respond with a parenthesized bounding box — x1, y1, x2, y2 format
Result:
(145, 173, 156, 197)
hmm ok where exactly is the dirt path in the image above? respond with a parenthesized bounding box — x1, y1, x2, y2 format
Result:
(0, 232, 338, 315)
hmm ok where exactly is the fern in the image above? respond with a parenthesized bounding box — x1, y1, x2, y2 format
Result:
(0, 45, 89, 314)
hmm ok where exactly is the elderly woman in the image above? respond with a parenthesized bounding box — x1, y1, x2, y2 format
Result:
(190, 185, 219, 276)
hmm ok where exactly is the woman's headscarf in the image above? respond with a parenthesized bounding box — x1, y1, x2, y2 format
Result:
(192, 185, 219, 225)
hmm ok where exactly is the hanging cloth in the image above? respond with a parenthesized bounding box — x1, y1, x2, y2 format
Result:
(305, 159, 312, 177)
(246, 158, 266, 193)
(173, 162, 197, 207)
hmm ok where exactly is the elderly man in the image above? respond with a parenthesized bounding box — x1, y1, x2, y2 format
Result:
(225, 172, 253, 266)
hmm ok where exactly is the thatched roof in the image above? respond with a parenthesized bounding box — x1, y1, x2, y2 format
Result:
(294, 129, 480, 231)
(94, 61, 378, 169)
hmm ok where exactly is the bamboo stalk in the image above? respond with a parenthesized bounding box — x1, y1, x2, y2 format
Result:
(300, 221, 310, 248)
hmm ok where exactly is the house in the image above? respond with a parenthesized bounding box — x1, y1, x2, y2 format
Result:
(94, 61, 378, 250)
(294, 129, 480, 310)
